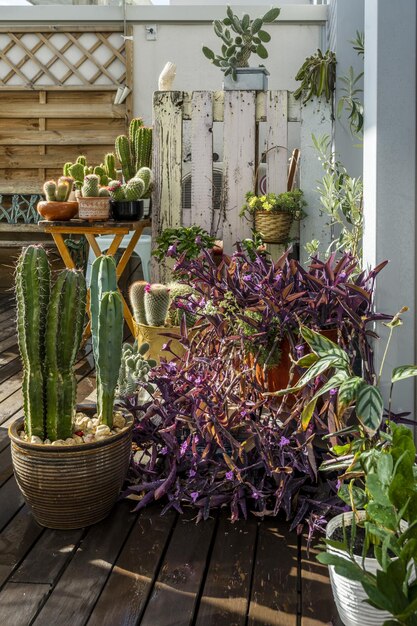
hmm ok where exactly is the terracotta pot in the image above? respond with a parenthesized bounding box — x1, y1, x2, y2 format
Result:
(37, 200, 78, 221)
(77, 196, 110, 221)
(8, 406, 133, 530)
(135, 322, 185, 363)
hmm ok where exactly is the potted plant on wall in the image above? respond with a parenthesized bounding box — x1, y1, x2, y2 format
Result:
(202, 6, 280, 91)
(240, 189, 306, 243)
(8, 248, 133, 529)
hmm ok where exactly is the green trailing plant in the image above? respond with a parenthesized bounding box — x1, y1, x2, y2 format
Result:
(117, 341, 156, 399)
(240, 190, 307, 219)
(144, 283, 170, 327)
(16, 245, 86, 441)
(337, 66, 364, 136)
(81, 174, 109, 198)
(107, 167, 152, 202)
(202, 6, 280, 80)
(306, 134, 363, 260)
(153, 226, 215, 263)
(115, 118, 153, 183)
(43, 177, 74, 202)
(90, 256, 123, 427)
(294, 49, 336, 104)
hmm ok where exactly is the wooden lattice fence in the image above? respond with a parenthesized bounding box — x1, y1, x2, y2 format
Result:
(0, 25, 131, 197)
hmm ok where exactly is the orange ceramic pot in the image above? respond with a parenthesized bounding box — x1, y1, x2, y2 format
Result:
(37, 201, 78, 221)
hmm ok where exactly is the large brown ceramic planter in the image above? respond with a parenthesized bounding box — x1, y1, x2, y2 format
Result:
(37, 200, 78, 221)
(8, 406, 133, 530)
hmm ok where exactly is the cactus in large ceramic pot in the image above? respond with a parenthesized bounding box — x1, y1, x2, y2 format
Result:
(45, 270, 86, 441)
(129, 280, 147, 325)
(144, 283, 170, 326)
(16, 246, 51, 439)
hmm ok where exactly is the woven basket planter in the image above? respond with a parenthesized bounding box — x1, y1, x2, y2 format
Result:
(254, 210, 293, 243)
(78, 196, 110, 221)
(8, 406, 133, 529)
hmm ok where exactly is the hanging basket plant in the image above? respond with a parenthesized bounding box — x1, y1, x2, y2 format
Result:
(240, 190, 307, 243)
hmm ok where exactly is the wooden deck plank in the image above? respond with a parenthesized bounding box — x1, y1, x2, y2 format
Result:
(87, 509, 177, 626)
(0, 476, 24, 532)
(140, 510, 217, 626)
(0, 507, 44, 588)
(195, 516, 258, 626)
(33, 502, 137, 626)
(0, 445, 12, 487)
(0, 582, 51, 626)
(300, 535, 341, 626)
(248, 521, 299, 626)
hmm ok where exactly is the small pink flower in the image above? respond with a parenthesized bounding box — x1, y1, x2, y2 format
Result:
(144, 283, 151, 293)
(190, 491, 199, 503)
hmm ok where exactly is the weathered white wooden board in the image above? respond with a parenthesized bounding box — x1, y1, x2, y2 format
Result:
(222, 91, 256, 254)
(191, 91, 214, 234)
(266, 90, 288, 195)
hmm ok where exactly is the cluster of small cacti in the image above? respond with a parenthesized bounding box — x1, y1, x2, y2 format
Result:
(43, 176, 74, 202)
(15, 246, 86, 441)
(81, 174, 110, 198)
(107, 167, 152, 202)
(90, 256, 124, 428)
(63, 153, 117, 189)
(116, 341, 157, 398)
(129, 281, 170, 327)
(115, 118, 153, 184)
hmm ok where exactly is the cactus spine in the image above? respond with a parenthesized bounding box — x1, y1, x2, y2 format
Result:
(45, 271, 86, 441)
(144, 284, 170, 326)
(129, 280, 147, 325)
(16, 246, 50, 439)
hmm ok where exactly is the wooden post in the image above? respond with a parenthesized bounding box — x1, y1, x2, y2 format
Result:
(191, 91, 214, 235)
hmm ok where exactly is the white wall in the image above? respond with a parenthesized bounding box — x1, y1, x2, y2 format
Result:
(132, 17, 324, 123)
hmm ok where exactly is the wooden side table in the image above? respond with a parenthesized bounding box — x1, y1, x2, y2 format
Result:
(39, 219, 151, 341)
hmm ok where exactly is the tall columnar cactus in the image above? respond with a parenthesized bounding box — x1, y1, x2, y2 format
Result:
(134, 127, 153, 171)
(115, 135, 134, 183)
(90, 256, 118, 363)
(82, 174, 100, 198)
(125, 177, 145, 201)
(129, 280, 147, 325)
(129, 117, 144, 150)
(104, 153, 117, 180)
(144, 284, 170, 326)
(44, 271, 86, 441)
(16, 246, 51, 439)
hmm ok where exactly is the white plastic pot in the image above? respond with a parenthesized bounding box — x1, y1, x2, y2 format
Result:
(326, 511, 393, 626)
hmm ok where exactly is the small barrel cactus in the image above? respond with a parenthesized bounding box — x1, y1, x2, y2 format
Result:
(125, 177, 145, 201)
(135, 167, 152, 195)
(144, 283, 170, 327)
(82, 174, 100, 198)
(108, 180, 125, 202)
(98, 187, 110, 197)
(129, 280, 147, 325)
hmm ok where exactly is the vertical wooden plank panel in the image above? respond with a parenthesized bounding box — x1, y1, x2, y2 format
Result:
(222, 91, 256, 254)
(38, 91, 46, 190)
(191, 91, 214, 234)
(151, 91, 184, 282)
(266, 90, 288, 194)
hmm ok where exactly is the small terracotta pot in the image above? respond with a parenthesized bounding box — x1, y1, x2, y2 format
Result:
(37, 200, 78, 221)
(8, 405, 133, 530)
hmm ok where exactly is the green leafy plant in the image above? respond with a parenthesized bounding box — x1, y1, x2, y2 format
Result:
(240, 190, 306, 219)
(202, 6, 280, 80)
(337, 66, 364, 135)
(294, 49, 336, 104)
(351, 30, 364, 57)
(307, 134, 363, 260)
(153, 226, 215, 263)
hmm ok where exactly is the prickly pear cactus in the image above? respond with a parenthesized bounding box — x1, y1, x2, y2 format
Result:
(144, 283, 170, 327)
(69, 163, 85, 189)
(129, 280, 147, 325)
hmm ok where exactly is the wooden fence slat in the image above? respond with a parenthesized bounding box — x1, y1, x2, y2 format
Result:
(266, 90, 288, 194)
(0, 103, 124, 119)
(191, 91, 214, 234)
(0, 131, 118, 146)
(152, 91, 184, 282)
(222, 90, 256, 253)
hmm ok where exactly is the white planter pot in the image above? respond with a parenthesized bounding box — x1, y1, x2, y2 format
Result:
(326, 511, 403, 626)
(223, 67, 269, 91)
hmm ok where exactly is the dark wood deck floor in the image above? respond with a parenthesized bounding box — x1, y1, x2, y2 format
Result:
(0, 294, 341, 626)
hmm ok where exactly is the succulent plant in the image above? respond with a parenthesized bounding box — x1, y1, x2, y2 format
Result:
(167, 282, 196, 327)
(81, 174, 99, 198)
(115, 135, 134, 183)
(117, 341, 156, 399)
(107, 167, 152, 202)
(108, 180, 126, 202)
(15, 245, 86, 441)
(90, 256, 123, 428)
(144, 283, 170, 327)
(125, 177, 145, 201)
(66, 154, 117, 190)
(104, 153, 117, 180)
(129, 280, 147, 325)
(134, 127, 152, 172)
(202, 6, 280, 80)
(115, 118, 152, 183)
(43, 177, 73, 202)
